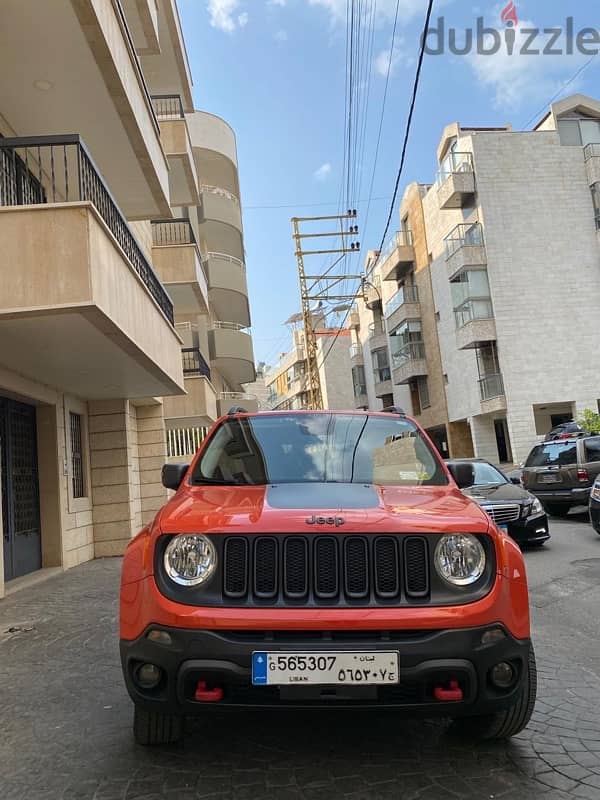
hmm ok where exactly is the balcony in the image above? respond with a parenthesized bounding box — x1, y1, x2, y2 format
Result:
(151, 219, 208, 315)
(373, 366, 392, 399)
(0, 0, 170, 219)
(0, 135, 183, 399)
(368, 321, 388, 352)
(353, 383, 368, 409)
(584, 143, 600, 186)
(456, 317, 497, 351)
(479, 372, 507, 415)
(385, 285, 420, 331)
(209, 322, 256, 390)
(163, 373, 218, 429)
(349, 310, 360, 329)
(437, 152, 475, 209)
(187, 111, 240, 200)
(365, 275, 382, 310)
(391, 342, 428, 385)
(380, 231, 416, 282)
(445, 223, 487, 280)
(200, 185, 244, 261)
(217, 392, 259, 416)
(206, 252, 250, 328)
(349, 344, 364, 366)
(151, 95, 200, 206)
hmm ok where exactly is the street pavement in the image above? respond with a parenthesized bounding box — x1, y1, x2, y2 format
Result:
(1, 511, 600, 800)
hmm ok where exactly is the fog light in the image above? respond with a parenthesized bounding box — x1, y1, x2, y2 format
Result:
(490, 661, 515, 689)
(135, 662, 162, 689)
(147, 630, 172, 646)
(481, 628, 507, 646)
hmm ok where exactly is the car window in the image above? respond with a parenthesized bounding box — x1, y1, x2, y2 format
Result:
(584, 437, 600, 463)
(192, 413, 448, 486)
(468, 462, 508, 486)
(525, 442, 578, 467)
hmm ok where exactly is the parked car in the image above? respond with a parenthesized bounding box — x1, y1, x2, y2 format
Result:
(544, 422, 585, 441)
(590, 475, 600, 534)
(445, 459, 549, 547)
(120, 409, 536, 745)
(522, 435, 600, 516)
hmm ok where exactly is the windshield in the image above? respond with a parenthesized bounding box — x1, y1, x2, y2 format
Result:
(463, 461, 508, 487)
(192, 413, 448, 486)
(525, 441, 578, 467)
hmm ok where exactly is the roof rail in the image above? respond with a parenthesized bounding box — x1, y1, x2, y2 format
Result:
(227, 406, 248, 415)
(382, 405, 406, 415)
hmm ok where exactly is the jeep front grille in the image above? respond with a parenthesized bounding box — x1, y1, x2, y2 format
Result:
(222, 534, 430, 606)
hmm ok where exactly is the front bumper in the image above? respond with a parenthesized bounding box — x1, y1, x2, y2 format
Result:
(507, 514, 550, 546)
(590, 498, 600, 532)
(120, 625, 531, 717)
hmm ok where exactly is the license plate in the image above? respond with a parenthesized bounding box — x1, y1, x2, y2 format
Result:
(252, 651, 399, 686)
(541, 474, 560, 483)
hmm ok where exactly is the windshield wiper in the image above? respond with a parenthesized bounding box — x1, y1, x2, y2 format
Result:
(191, 476, 253, 486)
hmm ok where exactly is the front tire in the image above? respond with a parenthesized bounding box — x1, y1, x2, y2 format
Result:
(133, 705, 183, 745)
(544, 502, 571, 518)
(451, 645, 537, 741)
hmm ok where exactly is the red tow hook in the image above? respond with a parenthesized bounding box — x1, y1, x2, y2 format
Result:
(194, 681, 224, 702)
(434, 680, 463, 702)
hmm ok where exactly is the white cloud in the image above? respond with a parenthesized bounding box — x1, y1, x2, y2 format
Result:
(314, 162, 332, 181)
(307, 0, 424, 26)
(268, 0, 287, 5)
(207, 0, 248, 33)
(274, 29, 289, 42)
(468, 19, 589, 110)
(374, 38, 414, 76)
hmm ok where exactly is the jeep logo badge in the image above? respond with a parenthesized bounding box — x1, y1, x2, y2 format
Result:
(305, 515, 345, 527)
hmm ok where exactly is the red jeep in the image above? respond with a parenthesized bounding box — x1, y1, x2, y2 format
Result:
(120, 409, 536, 745)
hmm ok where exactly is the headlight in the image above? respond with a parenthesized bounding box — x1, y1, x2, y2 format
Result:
(529, 498, 544, 516)
(591, 481, 600, 501)
(164, 534, 217, 586)
(434, 534, 486, 587)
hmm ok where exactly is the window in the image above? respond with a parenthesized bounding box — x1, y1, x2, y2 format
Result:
(70, 412, 86, 499)
(352, 365, 367, 397)
(459, 461, 508, 487)
(584, 437, 600, 463)
(372, 348, 391, 382)
(417, 377, 430, 410)
(451, 269, 493, 328)
(525, 442, 578, 467)
(591, 183, 600, 229)
(558, 117, 600, 146)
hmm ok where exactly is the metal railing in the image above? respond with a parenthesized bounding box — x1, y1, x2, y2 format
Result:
(167, 426, 207, 459)
(454, 299, 494, 329)
(584, 143, 600, 161)
(436, 151, 474, 184)
(368, 320, 386, 337)
(379, 229, 414, 263)
(207, 251, 246, 271)
(201, 184, 240, 205)
(0, 134, 174, 324)
(349, 344, 363, 360)
(212, 321, 250, 332)
(479, 372, 505, 402)
(373, 367, 391, 384)
(220, 391, 257, 402)
(385, 285, 419, 317)
(151, 94, 185, 120)
(182, 348, 211, 378)
(391, 341, 426, 367)
(445, 222, 485, 261)
(152, 218, 196, 246)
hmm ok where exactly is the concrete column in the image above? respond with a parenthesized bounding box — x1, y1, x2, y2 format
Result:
(470, 415, 499, 463)
(136, 403, 169, 527)
(506, 403, 538, 466)
(88, 399, 137, 557)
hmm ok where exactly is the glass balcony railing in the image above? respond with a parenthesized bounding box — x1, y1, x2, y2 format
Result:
(454, 299, 494, 329)
(436, 151, 474, 185)
(444, 222, 484, 261)
(391, 341, 426, 367)
(479, 373, 505, 402)
(349, 344, 362, 360)
(379, 230, 414, 263)
(385, 285, 419, 318)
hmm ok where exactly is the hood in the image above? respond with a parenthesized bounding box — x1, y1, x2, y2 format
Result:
(462, 483, 532, 504)
(158, 482, 490, 535)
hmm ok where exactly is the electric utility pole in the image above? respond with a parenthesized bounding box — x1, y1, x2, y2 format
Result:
(291, 211, 360, 410)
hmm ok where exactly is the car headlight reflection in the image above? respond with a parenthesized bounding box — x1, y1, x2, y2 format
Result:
(529, 498, 544, 517)
(434, 534, 486, 587)
(164, 534, 217, 586)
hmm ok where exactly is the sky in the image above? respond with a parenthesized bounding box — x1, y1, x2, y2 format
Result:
(177, 0, 600, 367)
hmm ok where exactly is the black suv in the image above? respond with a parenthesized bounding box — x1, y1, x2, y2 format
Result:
(522, 436, 600, 516)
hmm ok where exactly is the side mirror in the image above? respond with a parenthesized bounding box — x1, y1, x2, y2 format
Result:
(447, 462, 475, 489)
(161, 463, 189, 491)
(510, 477, 521, 485)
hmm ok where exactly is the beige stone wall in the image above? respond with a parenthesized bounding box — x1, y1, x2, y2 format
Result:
(136, 403, 169, 526)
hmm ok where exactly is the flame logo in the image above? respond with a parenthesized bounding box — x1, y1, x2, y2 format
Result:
(501, 1, 518, 26)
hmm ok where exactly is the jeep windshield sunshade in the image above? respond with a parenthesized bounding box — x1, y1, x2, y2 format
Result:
(192, 413, 448, 486)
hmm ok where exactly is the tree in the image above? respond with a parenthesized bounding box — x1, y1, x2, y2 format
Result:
(577, 409, 600, 435)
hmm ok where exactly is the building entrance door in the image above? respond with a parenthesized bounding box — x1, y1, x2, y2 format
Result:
(494, 418, 513, 465)
(1, 398, 42, 582)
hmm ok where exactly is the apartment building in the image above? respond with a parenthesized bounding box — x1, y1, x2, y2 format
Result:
(0, 0, 255, 598)
(265, 325, 355, 411)
(350, 93, 600, 465)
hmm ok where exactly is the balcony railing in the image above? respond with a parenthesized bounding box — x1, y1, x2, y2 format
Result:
(167, 426, 207, 459)
(385, 285, 419, 317)
(368, 320, 386, 337)
(182, 348, 211, 378)
(0, 134, 174, 324)
(151, 94, 185, 121)
(208, 251, 246, 271)
(349, 344, 362, 360)
(379, 230, 414, 263)
(454, 299, 494, 329)
(391, 341, 426, 367)
(584, 143, 600, 161)
(152, 218, 196, 247)
(479, 373, 505, 402)
(436, 152, 474, 184)
(445, 222, 484, 261)
(213, 320, 250, 332)
(201, 184, 240, 206)
(220, 391, 257, 404)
